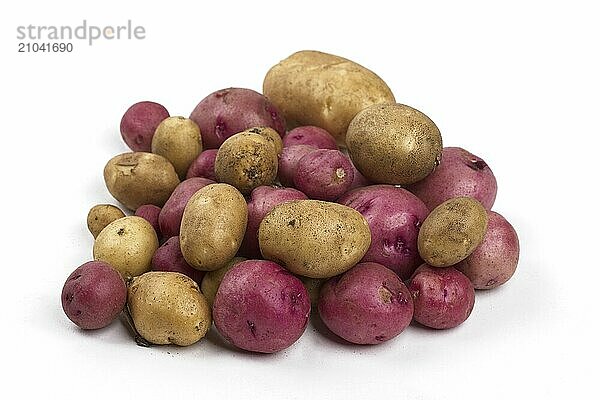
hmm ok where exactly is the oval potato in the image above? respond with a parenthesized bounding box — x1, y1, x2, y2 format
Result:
(151, 116, 202, 179)
(86, 204, 125, 238)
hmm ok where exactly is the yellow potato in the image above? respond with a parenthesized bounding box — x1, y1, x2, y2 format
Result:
(200, 256, 246, 307)
(151, 116, 202, 179)
(243, 126, 283, 155)
(86, 204, 125, 238)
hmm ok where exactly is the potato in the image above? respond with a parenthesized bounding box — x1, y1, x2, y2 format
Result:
(214, 132, 278, 195)
(158, 177, 214, 238)
(299, 276, 323, 308)
(418, 197, 488, 267)
(103, 152, 180, 211)
(408, 147, 497, 210)
(93, 216, 159, 279)
(120, 101, 169, 152)
(151, 116, 202, 179)
(456, 211, 519, 289)
(189, 88, 286, 149)
(259, 200, 371, 278)
(408, 265, 475, 329)
(294, 149, 354, 201)
(180, 183, 247, 271)
(283, 126, 338, 150)
(346, 159, 372, 193)
(61, 261, 126, 330)
(152, 236, 205, 286)
(86, 204, 125, 239)
(128, 272, 211, 346)
(213, 260, 310, 353)
(186, 149, 217, 181)
(338, 185, 430, 280)
(243, 126, 283, 155)
(134, 204, 161, 238)
(346, 103, 443, 185)
(278, 144, 317, 187)
(263, 50, 395, 144)
(200, 256, 246, 307)
(318, 262, 413, 344)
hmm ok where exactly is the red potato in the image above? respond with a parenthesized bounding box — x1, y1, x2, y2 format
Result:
(278, 144, 317, 187)
(61, 261, 127, 330)
(151, 236, 205, 285)
(408, 265, 475, 329)
(158, 177, 215, 238)
(239, 186, 308, 258)
(338, 185, 429, 279)
(134, 204, 161, 238)
(189, 88, 286, 149)
(407, 147, 497, 210)
(347, 161, 372, 192)
(294, 149, 354, 201)
(120, 101, 169, 152)
(282, 126, 338, 149)
(318, 262, 414, 344)
(213, 260, 310, 353)
(186, 149, 218, 181)
(456, 211, 519, 289)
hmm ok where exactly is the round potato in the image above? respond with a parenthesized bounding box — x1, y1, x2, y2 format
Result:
(180, 183, 248, 271)
(214, 132, 278, 195)
(243, 126, 283, 155)
(151, 116, 202, 179)
(103, 152, 180, 210)
(93, 216, 159, 279)
(120, 101, 169, 152)
(86, 204, 125, 239)
(200, 256, 246, 307)
(263, 50, 395, 144)
(258, 200, 371, 278)
(346, 103, 443, 185)
(418, 197, 488, 267)
(128, 272, 211, 346)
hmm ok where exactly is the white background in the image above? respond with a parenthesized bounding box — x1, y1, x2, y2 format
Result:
(1, 1, 598, 399)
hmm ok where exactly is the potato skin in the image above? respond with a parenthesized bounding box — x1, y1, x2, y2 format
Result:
(418, 197, 488, 267)
(152, 236, 205, 286)
(263, 50, 395, 144)
(200, 256, 246, 307)
(128, 272, 211, 346)
(347, 103, 443, 185)
(456, 211, 519, 289)
(151, 116, 202, 179)
(186, 149, 218, 181)
(278, 144, 317, 187)
(294, 149, 354, 201)
(103, 152, 180, 211)
(180, 183, 248, 271)
(134, 204, 161, 238)
(283, 126, 338, 150)
(93, 216, 159, 279)
(120, 101, 169, 152)
(87, 204, 125, 239)
(243, 126, 283, 155)
(259, 200, 371, 278)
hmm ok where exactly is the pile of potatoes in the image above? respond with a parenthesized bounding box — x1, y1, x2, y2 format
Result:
(62, 50, 519, 352)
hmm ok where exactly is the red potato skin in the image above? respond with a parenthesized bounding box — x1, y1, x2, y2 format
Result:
(186, 149, 218, 181)
(318, 262, 414, 344)
(294, 149, 354, 201)
(282, 126, 338, 150)
(120, 101, 169, 152)
(278, 144, 317, 187)
(239, 186, 308, 258)
(189, 88, 286, 149)
(61, 261, 127, 330)
(135, 204, 162, 238)
(158, 177, 215, 238)
(151, 236, 205, 285)
(408, 265, 475, 329)
(456, 211, 519, 289)
(213, 260, 310, 353)
(347, 161, 372, 192)
(407, 147, 497, 210)
(338, 185, 429, 279)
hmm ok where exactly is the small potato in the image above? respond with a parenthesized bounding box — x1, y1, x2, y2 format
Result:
(128, 272, 211, 346)
(346, 159, 372, 193)
(200, 256, 246, 307)
(243, 126, 283, 155)
(61, 261, 126, 330)
(134, 204, 161, 238)
(120, 101, 169, 152)
(278, 144, 317, 187)
(103, 152, 180, 211)
(152, 236, 205, 286)
(214, 132, 278, 195)
(186, 149, 218, 181)
(283, 126, 338, 150)
(151, 116, 202, 179)
(294, 149, 354, 201)
(418, 197, 488, 267)
(456, 211, 519, 289)
(87, 204, 125, 239)
(259, 200, 371, 278)
(299, 276, 323, 308)
(180, 183, 248, 271)
(93, 216, 159, 279)
(347, 103, 443, 185)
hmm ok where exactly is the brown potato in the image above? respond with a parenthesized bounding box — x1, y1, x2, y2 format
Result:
(151, 116, 203, 179)
(243, 126, 283, 155)
(200, 256, 246, 307)
(86, 204, 125, 238)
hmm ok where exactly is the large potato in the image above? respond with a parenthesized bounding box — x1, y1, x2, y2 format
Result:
(180, 183, 247, 271)
(103, 152, 180, 210)
(258, 200, 371, 278)
(263, 50, 395, 144)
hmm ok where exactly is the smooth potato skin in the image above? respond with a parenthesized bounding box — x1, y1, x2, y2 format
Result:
(283, 126, 338, 150)
(134, 204, 161, 238)
(152, 236, 205, 285)
(87, 204, 125, 239)
(299, 276, 323, 308)
(263, 50, 395, 144)
(278, 144, 317, 187)
(186, 149, 218, 181)
(200, 257, 247, 307)
(128, 272, 211, 346)
(259, 200, 371, 278)
(213, 260, 310, 353)
(151, 116, 202, 179)
(347, 103, 443, 185)
(294, 149, 354, 201)
(418, 197, 488, 267)
(180, 184, 248, 271)
(120, 101, 169, 152)
(456, 211, 519, 289)
(103, 152, 180, 211)
(318, 262, 413, 344)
